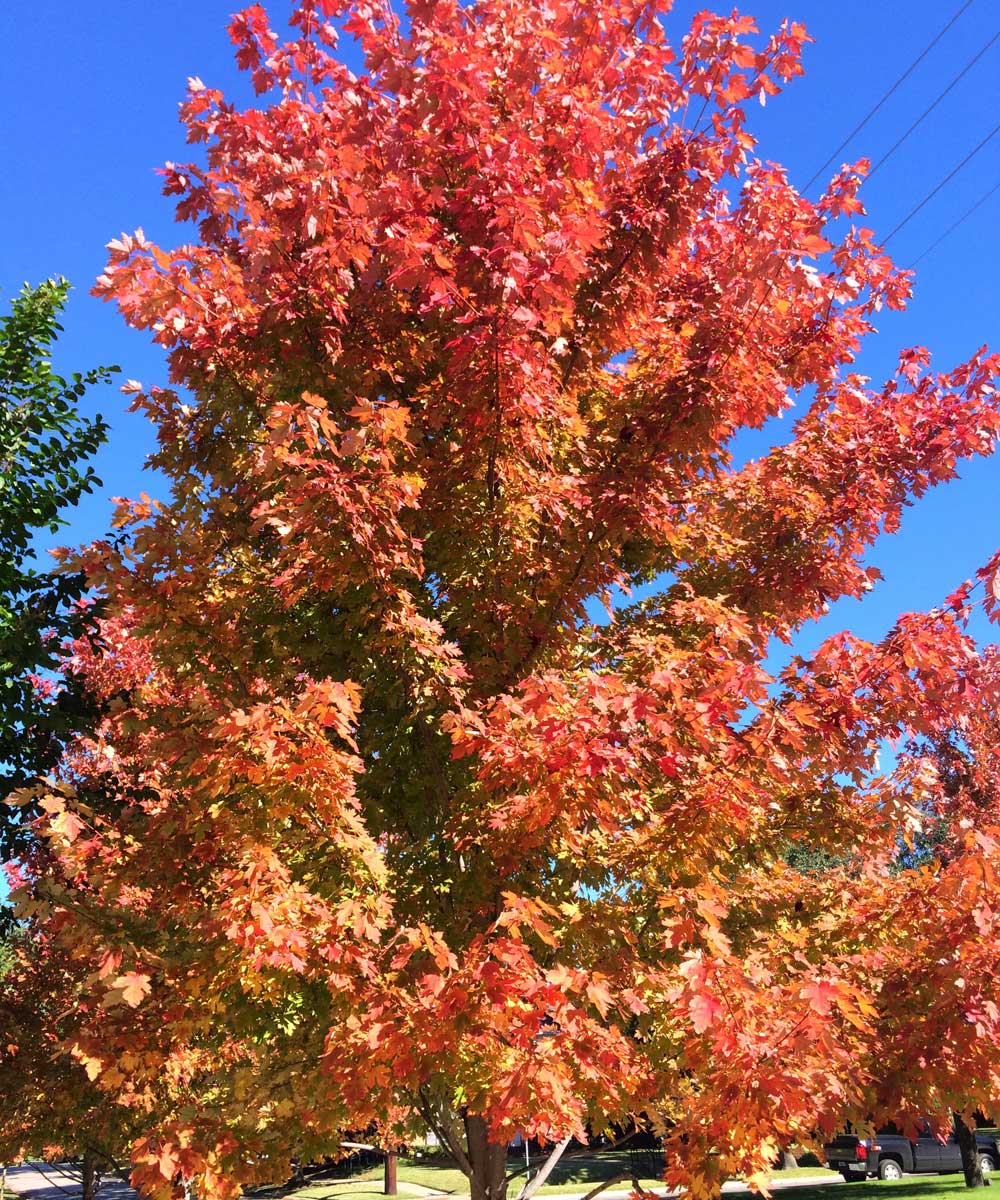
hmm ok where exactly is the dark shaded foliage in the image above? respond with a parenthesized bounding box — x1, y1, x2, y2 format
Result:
(0, 280, 115, 857)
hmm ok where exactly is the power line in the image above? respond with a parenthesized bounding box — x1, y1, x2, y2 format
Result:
(804, 0, 976, 191)
(883, 118, 1000, 244)
(868, 29, 1000, 180)
(719, 135, 1000, 377)
(909, 176, 1000, 265)
(710, 1, 991, 374)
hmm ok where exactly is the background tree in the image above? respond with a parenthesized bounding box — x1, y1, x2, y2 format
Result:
(9, 5, 1000, 1200)
(0, 279, 113, 858)
(905, 639, 1000, 1188)
(0, 920, 140, 1196)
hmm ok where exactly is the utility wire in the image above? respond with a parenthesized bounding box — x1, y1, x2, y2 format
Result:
(718, 128, 1000, 376)
(707, 2, 990, 373)
(909, 176, 1000, 265)
(868, 29, 1000, 180)
(804, 0, 976, 190)
(883, 119, 1000, 244)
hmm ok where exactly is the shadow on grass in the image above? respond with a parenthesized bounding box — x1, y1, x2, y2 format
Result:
(252, 1155, 982, 1200)
(531, 1152, 659, 1187)
(788, 1180, 979, 1200)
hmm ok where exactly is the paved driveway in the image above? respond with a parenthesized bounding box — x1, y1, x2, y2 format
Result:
(3, 1163, 137, 1200)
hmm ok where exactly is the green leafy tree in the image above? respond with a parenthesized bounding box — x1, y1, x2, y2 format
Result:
(0, 280, 114, 857)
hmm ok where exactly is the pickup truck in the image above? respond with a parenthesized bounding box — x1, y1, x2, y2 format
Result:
(825, 1124, 1000, 1181)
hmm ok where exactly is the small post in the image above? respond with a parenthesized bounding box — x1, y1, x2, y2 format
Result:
(384, 1152, 398, 1197)
(2, 1163, 7, 1200)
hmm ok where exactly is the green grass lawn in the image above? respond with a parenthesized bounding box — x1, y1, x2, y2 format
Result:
(519, 1151, 664, 1194)
(296, 1153, 662, 1199)
(296, 1191, 390, 1200)
(361, 1162, 469, 1193)
(777, 1177, 974, 1200)
(294, 1151, 839, 1199)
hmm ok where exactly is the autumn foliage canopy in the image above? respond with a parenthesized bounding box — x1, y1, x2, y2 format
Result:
(5, 2, 1000, 1199)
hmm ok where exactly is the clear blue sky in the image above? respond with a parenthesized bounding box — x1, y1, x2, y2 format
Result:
(2, 0, 998, 664)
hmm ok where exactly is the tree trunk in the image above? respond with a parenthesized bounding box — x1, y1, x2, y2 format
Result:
(957, 1115, 990, 1188)
(465, 1114, 509, 1200)
(385, 1153, 398, 1196)
(81, 1150, 98, 1200)
(779, 1149, 799, 1171)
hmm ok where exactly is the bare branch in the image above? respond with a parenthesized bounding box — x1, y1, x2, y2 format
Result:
(514, 1136, 572, 1200)
(506, 1129, 641, 1185)
(573, 1174, 663, 1200)
(84, 1144, 132, 1187)
(412, 1088, 473, 1179)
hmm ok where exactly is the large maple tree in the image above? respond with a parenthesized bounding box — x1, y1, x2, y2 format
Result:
(7, 3, 1000, 1199)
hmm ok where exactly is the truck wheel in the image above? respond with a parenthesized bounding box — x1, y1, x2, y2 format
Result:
(979, 1155, 995, 1177)
(879, 1160, 904, 1181)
